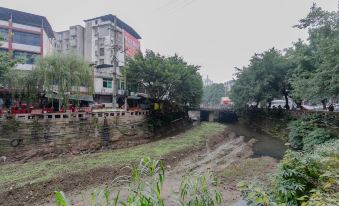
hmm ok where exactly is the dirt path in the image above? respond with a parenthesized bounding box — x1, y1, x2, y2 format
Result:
(44, 125, 280, 206)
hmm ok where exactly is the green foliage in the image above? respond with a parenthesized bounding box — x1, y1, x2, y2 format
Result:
(303, 128, 334, 152)
(231, 4, 339, 107)
(290, 4, 339, 103)
(288, 115, 336, 151)
(0, 51, 17, 82)
(202, 83, 225, 105)
(53, 158, 223, 206)
(229, 48, 292, 108)
(178, 171, 223, 206)
(33, 53, 93, 107)
(239, 140, 339, 206)
(237, 181, 275, 206)
(125, 50, 203, 108)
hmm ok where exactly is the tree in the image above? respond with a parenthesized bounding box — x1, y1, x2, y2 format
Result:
(230, 48, 292, 108)
(0, 35, 17, 83)
(290, 4, 339, 108)
(31, 53, 93, 109)
(202, 83, 225, 105)
(125, 50, 203, 108)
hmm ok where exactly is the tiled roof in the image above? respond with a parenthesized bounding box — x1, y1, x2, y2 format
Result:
(84, 14, 141, 39)
(0, 7, 55, 38)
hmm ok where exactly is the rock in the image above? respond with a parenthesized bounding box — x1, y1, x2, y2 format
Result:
(166, 165, 171, 169)
(0, 156, 7, 163)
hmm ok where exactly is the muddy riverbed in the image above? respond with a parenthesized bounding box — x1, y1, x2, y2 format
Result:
(41, 123, 286, 206)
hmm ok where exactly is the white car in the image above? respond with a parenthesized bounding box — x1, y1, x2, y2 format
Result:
(271, 99, 296, 109)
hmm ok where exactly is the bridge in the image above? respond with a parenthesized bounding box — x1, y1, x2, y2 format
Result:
(189, 105, 237, 123)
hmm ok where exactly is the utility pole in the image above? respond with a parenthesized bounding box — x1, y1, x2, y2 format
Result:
(112, 16, 118, 109)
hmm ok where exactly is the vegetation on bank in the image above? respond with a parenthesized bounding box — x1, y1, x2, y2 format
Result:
(0, 123, 225, 191)
(238, 113, 338, 205)
(55, 157, 223, 206)
(239, 140, 339, 206)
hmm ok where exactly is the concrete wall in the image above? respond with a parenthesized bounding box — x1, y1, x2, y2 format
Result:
(0, 111, 149, 156)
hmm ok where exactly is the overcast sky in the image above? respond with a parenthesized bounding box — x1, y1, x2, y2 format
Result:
(0, 0, 337, 83)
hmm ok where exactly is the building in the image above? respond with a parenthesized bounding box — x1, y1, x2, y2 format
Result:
(54, 25, 85, 57)
(82, 15, 141, 104)
(54, 14, 142, 104)
(224, 80, 235, 95)
(203, 75, 213, 86)
(0, 7, 55, 70)
(83, 14, 141, 65)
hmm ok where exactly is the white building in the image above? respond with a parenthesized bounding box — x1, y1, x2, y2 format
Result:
(54, 25, 85, 57)
(0, 7, 55, 70)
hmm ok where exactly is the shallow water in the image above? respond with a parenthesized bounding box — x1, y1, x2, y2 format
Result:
(226, 123, 287, 159)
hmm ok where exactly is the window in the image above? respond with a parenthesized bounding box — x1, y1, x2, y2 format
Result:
(120, 81, 125, 90)
(0, 28, 8, 41)
(99, 48, 105, 56)
(99, 59, 104, 64)
(0, 48, 8, 53)
(103, 78, 112, 88)
(13, 51, 38, 64)
(12, 31, 40, 46)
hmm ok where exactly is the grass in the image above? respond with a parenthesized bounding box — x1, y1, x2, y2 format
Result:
(220, 157, 277, 184)
(0, 122, 225, 191)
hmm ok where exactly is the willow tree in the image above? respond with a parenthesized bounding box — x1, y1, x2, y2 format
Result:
(32, 53, 94, 109)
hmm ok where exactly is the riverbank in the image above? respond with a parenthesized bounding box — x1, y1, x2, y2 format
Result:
(0, 123, 225, 206)
(48, 123, 285, 206)
(0, 122, 286, 205)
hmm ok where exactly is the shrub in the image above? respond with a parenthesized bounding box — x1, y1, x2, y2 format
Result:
(288, 119, 313, 149)
(239, 140, 339, 206)
(303, 128, 334, 152)
(178, 171, 223, 206)
(288, 115, 336, 150)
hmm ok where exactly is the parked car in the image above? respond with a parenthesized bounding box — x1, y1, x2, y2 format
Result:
(271, 99, 297, 109)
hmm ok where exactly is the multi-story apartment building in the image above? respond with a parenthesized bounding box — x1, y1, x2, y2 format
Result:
(54, 14, 141, 104)
(0, 7, 55, 70)
(84, 14, 141, 65)
(54, 25, 85, 57)
(83, 15, 141, 104)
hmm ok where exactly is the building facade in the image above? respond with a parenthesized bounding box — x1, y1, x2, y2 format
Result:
(54, 14, 141, 104)
(224, 80, 235, 95)
(82, 15, 141, 104)
(55, 25, 85, 57)
(0, 7, 55, 70)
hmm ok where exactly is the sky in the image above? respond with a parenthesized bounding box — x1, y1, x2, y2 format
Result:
(0, 0, 337, 83)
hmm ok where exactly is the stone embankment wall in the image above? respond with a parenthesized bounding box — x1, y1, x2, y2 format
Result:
(0, 111, 150, 159)
(239, 109, 339, 141)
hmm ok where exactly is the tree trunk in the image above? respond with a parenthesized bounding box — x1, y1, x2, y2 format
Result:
(321, 99, 327, 110)
(268, 101, 272, 108)
(284, 94, 290, 110)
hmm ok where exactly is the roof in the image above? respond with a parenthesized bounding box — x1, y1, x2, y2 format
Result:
(84, 14, 141, 39)
(0, 7, 55, 39)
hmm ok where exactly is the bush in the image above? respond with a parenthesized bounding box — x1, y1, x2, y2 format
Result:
(239, 140, 339, 206)
(178, 171, 223, 206)
(303, 128, 334, 152)
(288, 119, 313, 149)
(288, 115, 336, 150)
